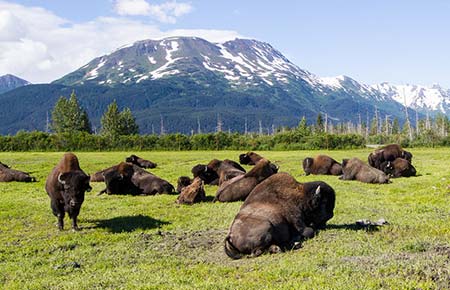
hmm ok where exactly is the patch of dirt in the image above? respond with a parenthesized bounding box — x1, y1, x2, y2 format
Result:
(136, 229, 232, 264)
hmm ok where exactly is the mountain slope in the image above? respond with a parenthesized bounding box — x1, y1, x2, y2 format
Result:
(0, 37, 441, 135)
(0, 74, 30, 94)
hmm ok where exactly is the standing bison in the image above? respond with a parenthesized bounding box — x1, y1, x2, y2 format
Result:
(45, 153, 92, 230)
(224, 172, 335, 259)
(0, 161, 36, 182)
(380, 158, 416, 178)
(340, 158, 390, 184)
(368, 144, 413, 170)
(302, 155, 342, 176)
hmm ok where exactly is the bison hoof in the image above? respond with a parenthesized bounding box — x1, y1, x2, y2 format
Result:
(302, 227, 315, 239)
(268, 245, 282, 254)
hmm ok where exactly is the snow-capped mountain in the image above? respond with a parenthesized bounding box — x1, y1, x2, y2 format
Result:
(371, 82, 450, 114)
(0, 74, 30, 94)
(54, 37, 320, 89)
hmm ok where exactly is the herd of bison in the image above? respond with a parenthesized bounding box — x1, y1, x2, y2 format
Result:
(0, 144, 417, 259)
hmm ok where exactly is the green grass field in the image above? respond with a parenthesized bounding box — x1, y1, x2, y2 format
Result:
(0, 149, 449, 289)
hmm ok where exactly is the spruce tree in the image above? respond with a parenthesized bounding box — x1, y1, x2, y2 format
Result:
(119, 108, 139, 135)
(51, 91, 91, 134)
(101, 100, 121, 137)
(316, 113, 324, 132)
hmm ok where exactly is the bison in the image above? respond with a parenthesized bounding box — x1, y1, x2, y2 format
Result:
(239, 152, 264, 165)
(99, 162, 174, 195)
(45, 153, 92, 230)
(207, 159, 246, 185)
(176, 176, 193, 193)
(224, 172, 335, 259)
(380, 158, 416, 178)
(302, 155, 342, 176)
(368, 144, 413, 170)
(0, 161, 36, 182)
(340, 157, 390, 184)
(191, 164, 219, 185)
(176, 177, 206, 205)
(214, 159, 278, 202)
(125, 154, 157, 169)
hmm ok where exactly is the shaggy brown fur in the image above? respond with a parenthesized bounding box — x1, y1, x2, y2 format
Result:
(340, 157, 390, 184)
(214, 159, 278, 202)
(224, 172, 335, 259)
(45, 153, 91, 230)
(207, 159, 246, 186)
(380, 158, 416, 178)
(176, 177, 206, 205)
(302, 155, 342, 176)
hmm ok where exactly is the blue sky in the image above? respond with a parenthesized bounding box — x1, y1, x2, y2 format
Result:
(1, 0, 450, 87)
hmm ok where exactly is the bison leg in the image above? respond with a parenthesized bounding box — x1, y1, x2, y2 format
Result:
(51, 199, 65, 230)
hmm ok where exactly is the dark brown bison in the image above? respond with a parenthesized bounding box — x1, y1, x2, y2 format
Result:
(340, 157, 390, 184)
(214, 159, 278, 202)
(125, 154, 157, 169)
(45, 153, 92, 230)
(99, 162, 174, 195)
(191, 164, 219, 185)
(224, 172, 335, 259)
(368, 144, 413, 170)
(208, 159, 246, 185)
(302, 155, 342, 176)
(176, 176, 193, 193)
(176, 177, 206, 205)
(0, 161, 36, 182)
(89, 165, 117, 182)
(239, 152, 263, 165)
(380, 158, 416, 178)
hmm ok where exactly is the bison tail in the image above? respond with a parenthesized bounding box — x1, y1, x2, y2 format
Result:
(224, 236, 243, 260)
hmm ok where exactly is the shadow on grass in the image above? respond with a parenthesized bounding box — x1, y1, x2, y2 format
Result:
(326, 223, 381, 232)
(87, 214, 170, 233)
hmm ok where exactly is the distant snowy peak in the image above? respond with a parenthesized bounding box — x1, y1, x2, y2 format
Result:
(0, 74, 31, 94)
(54, 36, 319, 88)
(371, 82, 450, 113)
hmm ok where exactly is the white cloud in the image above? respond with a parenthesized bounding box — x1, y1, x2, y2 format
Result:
(114, 0, 193, 23)
(0, 1, 240, 83)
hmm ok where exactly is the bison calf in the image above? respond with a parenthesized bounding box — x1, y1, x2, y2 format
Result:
(224, 172, 335, 259)
(45, 153, 92, 230)
(176, 177, 206, 205)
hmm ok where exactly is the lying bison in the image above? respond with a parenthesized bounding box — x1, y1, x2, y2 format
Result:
(125, 154, 157, 169)
(340, 157, 390, 184)
(302, 155, 342, 176)
(191, 164, 219, 185)
(176, 177, 206, 205)
(239, 152, 263, 165)
(214, 159, 278, 202)
(99, 162, 174, 195)
(0, 161, 36, 182)
(380, 158, 416, 178)
(208, 159, 246, 185)
(45, 153, 92, 230)
(368, 144, 413, 170)
(224, 172, 335, 259)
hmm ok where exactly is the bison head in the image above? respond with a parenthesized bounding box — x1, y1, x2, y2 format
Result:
(380, 161, 394, 176)
(58, 171, 91, 209)
(302, 157, 314, 175)
(191, 164, 219, 185)
(402, 150, 413, 163)
(239, 153, 252, 165)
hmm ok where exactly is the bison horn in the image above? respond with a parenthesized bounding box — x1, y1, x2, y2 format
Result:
(204, 166, 208, 173)
(315, 185, 321, 196)
(57, 173, 66, 185)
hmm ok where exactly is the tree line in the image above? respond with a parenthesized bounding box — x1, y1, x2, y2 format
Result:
(1, 92, 449, 151)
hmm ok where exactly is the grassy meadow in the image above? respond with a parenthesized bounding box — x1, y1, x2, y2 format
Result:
(0, 149, 449, 289)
